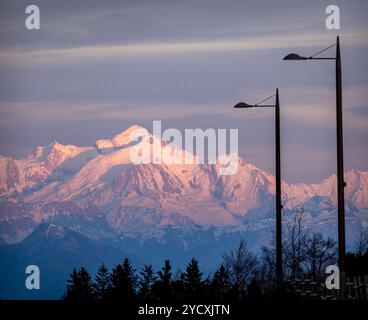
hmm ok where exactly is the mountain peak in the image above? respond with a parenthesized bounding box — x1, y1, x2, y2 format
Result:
(31, 140, 85, 161)
(44, 223, 66, 239)
(95, 125, 149, 152)
(49, 140, 60, 147)
(23, 223, 67, 244)
(121, 124, 146, 134)
(112, 124, 148, 146)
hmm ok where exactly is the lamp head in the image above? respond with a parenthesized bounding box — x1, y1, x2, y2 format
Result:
(233, 102, 254, 108)
(283, 53, 308, 60)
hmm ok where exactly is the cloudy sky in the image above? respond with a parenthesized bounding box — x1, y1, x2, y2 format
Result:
(0, 0, 367, 183)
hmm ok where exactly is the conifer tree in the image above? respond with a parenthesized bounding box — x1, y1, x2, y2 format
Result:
(138, 264, 156, 300)
(211, 264, 231, 300)
(64, 268, 79, 301)
(77, 267, 95, 301)
(152, 260, 173, 301)
(158, 260, 172, 283)
(110, 257, 138, 301)
(94, 263, 110, 300)
(181, 258, 204, 299)
(64, 267, 95, 302)
(181, 258, 203, 295)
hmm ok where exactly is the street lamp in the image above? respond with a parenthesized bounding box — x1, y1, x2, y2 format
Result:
(234, 88, 283, 287)
(284, 36, 346, 296)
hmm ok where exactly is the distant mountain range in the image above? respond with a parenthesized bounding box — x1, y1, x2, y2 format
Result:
(0, 125, 367, 298)
(0, 223, 142, 299)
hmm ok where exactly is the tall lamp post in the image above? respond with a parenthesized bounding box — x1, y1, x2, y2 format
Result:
(283, 36, 346, 296)
(234, 88, 283, 287)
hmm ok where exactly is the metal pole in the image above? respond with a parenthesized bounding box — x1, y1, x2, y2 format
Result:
(335, 36, 346, 297)
(275, 88, 283, 287)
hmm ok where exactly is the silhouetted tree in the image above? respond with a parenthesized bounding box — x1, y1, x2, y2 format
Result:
(152, 260, 173, 301)
(304, 233, 336, 279)
(354, 229, 368, 255)
(64, 267, 95, 302)
(158, 260, 172, 283)
(172, 271, 185, 301)
(282, 211, 337, 281)
(110, 257, 138, 301)
(346, 251, 368, 276)
(283, 212, 309, 279)
(345, 229, 368, 277)
(247, 278, 263, 300)
(211, 264, 232, 300)
(256, 246, 277, 293)
(93, 264, 110, 300)
(222, 239, 257, 292)
(64, 268, 79, 301)
(138, 264, 156, 300)
(180, 258, 204, 300)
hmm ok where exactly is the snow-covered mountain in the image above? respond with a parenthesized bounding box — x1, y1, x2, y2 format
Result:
(0, 125, 367, 248)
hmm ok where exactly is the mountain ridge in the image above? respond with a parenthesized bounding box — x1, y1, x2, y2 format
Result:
(0, 125, 367, 246)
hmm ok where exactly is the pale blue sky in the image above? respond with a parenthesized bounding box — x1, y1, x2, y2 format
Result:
(0, 0, 367, 183)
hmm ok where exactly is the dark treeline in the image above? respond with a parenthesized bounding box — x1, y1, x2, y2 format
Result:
(63, 214, 368, 302)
